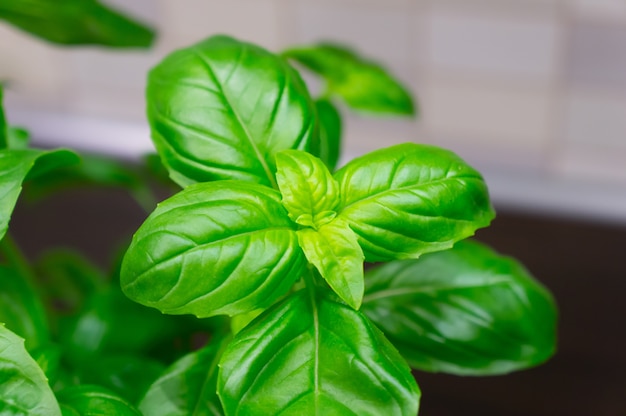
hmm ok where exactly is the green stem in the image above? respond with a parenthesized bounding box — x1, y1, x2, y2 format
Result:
(0, 233, 36, 286)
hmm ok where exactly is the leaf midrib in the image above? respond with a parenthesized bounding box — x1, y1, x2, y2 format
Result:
(192, 45, 278, 189)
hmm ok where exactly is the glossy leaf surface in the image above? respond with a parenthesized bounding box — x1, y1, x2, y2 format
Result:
(147, 35, 316, 188)
(335, 143, 494, 261)
(314, 99, 341, 171)
(57, 385, 141, 416)
(218, 289, 420, 415)
(362, 240, 558, 375)
(284, 43, 414, 115)
(0, 148, 79, 240)
(297, 220, 364, 309)
(140, 337, 230, 416)
(0, 325, 61, 415)
(121, 181, 305, 317)
(0, 0, 154, 47)
(275, 149, 339, 227)
(0, 265, 49, 350)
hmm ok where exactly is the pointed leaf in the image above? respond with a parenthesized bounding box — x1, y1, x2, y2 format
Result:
(218, 289, 420, 415)
(284, 43, 415, 115)
(57, 385, 141, 416)
(121, 181, 306, 317)
(147, 35, 316, 188)
(275, 149, 339, 227)
(297, 220, 364, 309)
(0, 265, 50, 350)
(314, 99, 342, 171)
(335, 143, 494, 261)
(0, 0, 154, 47)
(362, 240, 558, 375)
(140, 337, 231, 416)
(0, 148, 79, 240)
(0, 325, 61, 416)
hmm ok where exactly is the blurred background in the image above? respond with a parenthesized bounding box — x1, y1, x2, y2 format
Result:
(2, 1, 626, 415)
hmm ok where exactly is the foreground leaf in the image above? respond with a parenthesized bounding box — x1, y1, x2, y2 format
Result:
(0, 325, 61, 415)
(0, 0, 154, 47)
(0, 265, 49, 350)
(147, 35, 316, 188)
(362, 240, 558, 375)
(297, 220, 364, 309)
(0, 148, 79, 240)
(57, 385, 140, 416)
(284, 43, 414, 115)
(218, 289, 420, 415)
(140, 336, 231, 416)
(121, 181, 306, 317)
(335, 143, 494, 261)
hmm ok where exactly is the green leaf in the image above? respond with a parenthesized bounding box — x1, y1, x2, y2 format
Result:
(284, 43, 415, 115)
(58, 286, 180, 365)
(334, 143, 494, 261)
(297, 219, 364, 309)
(77, 354, 165, 405)
(275, 149, 339, 228)
(30, 344, 62, 388)
(362, 240, 558, 376)
(57, 385, 141, 416)
(121, 181, 306, 317)
(218, 289, 420, 415)
(314, 99, 342, 171)
(0, 0, 154, 47)
(0, 265, 49, 350)
(0, 148, 79, 240)
(147, 35, 316, 188)
(6, 127, 30, 150)
(139, 336, 231, 416)
(0, 325, 61, 416)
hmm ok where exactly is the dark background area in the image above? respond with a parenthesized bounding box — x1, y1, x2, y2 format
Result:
(9, 186, 626, 416)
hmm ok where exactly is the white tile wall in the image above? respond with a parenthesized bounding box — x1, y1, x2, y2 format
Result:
(427, 10, 561, 81)
(2, 0, 626, 220)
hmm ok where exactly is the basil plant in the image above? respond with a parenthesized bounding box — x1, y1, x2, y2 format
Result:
(116, 36, 557, 415)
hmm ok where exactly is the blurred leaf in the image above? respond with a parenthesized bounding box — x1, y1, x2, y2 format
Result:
(0, 85, 6, 149)
(362, 240, 558, 375)
(0, 0, 155, 47)
(57, 385, 141, 415)
(139, 336, 231, 416)
(284, 43, 415, 115)
(6, 127, 30, 149)
(0, 325, 61, 415)
(0, 148, 78, 240)
(77, 354, 165, 405)
(0, 265, 50, 350)
(31, 343, 63, 387)
(314, 99, 342, 171)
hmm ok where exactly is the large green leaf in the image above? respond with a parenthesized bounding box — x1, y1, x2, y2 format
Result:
(147, 35, 316, 188)
(297, 219, 364, 309)
(334, 143, 494, 261)
(0, 0, 154, 47)
(314, 99, 342, 171)
(275, 149, 339, 228)
(0, 265, 49, 350)
(284, 43, 414, 115)
(0, 148, 79, 240)
(218, 289, 420, 415)
(121, 181, 306, 318)
(57, 385, 141, 416)
(362, 240, 558, 376)
(139, 336, 231, 416)
(0, 325, 61, 416)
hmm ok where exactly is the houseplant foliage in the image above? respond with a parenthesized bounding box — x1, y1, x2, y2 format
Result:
(0, 30, 557, 415)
